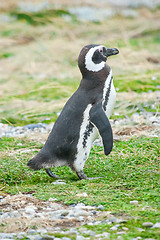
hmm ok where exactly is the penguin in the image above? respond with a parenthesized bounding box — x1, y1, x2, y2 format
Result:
(27, 44, 119, 180)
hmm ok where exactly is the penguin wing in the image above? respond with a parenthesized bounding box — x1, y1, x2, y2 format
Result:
(89, 102, 113, 155)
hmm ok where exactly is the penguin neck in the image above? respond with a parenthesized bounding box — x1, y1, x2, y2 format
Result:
(80, 65, 111, 90)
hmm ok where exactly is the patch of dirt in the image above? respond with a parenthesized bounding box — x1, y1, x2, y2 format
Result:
(0, 193, 113, 233)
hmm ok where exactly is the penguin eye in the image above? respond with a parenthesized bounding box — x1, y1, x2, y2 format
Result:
(99, 48, 103, 53)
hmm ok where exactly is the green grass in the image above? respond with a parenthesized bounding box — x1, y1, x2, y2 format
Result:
(114, 70, 160, 92)
(0, 136, 159, 238)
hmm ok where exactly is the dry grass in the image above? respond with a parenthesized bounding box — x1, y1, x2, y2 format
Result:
(0, 5, 160, 126)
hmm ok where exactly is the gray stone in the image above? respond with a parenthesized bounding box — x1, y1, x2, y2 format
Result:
(25, 206, 36, 217)
(110, 225, 118, 231)
(76, 236, 85, 240)
(122, 227, 128, 231)
(61, 238, 71, 240)
(97, 205, 104, 210)
(144, 239, 156, 240)
(142, 222, 154, 228)
(117, 231, 126, 235)
(51, 180, 66, 185)
(108, 217, 118, 223)
(74, 209, 90, 217)
(117, 236, 123, 240)
(152, 222, 160, 228)
(10, 210, 21, 218)
(33, 236, 43, 240)
(27, 229, 37, 235)
(130, 200, 139, 205)
(118, 219, 128, 223)
(1, 212, 11, 219)
(137, 228, 145, 232)
(0, 233, 15, 239)
(83, 230, 95, 236)
(102, 232, 110, 238)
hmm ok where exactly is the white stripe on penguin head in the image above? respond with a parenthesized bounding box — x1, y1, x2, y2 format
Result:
(85, 45, 105, 72)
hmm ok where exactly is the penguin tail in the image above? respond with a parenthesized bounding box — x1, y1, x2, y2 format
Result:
(27, 152, 49, 170)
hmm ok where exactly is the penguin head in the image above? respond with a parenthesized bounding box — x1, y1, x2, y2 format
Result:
(78, 44, 119, 75)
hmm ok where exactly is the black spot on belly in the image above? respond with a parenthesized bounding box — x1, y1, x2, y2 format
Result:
(103, 76, 113, 111)
(82, 122, 94, 148)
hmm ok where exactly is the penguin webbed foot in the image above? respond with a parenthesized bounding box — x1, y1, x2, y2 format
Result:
(45, 168, 59, 179)
(76, 170, 88, 180)
(76, 170, 102, 180)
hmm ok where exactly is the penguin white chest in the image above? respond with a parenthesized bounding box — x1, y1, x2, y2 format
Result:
(102, 70, 116, 117)
(73, 104, 96, 171)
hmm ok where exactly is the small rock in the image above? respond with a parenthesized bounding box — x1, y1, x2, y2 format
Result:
(37, 229, 47, 234)
(91, 210, 96, 214)
(0, 233, 15, 239)
(110, 226, 118, 231)
(102, 232, 110, 238)
(122, 227, 128, 231)
(117, 237, 123, 240)
(48, 197, 57, 202)
(32, 236, 42, 240)
(118, 219, 128, 223)
(27, 229, 36, 235)
(137, 228, 145, 232)
(142, 222, 154, 228)
(25, 206, 36, 217)
(51, 180, 66, 185)
(76, 192, 88, 197)
(130, 200, 139, 206)
(74, 209, 90, 217)
(61, 211, 69, 217)
(108, 217, 118, 223)
(10, 210, 21, 218)
(83, 230, 95, 236)
(144, 239, 155, 240)
(117, 231, 126, 235)
(152, 222, 160, 228)
(61, 237, 71, 240)
(76, 236, 85, 240)
(97, 205, 104, 210)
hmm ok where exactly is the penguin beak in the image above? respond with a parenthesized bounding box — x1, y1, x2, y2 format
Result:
(105, 48, 119, 58)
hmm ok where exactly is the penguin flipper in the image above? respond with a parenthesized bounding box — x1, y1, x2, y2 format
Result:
(89, 102, 113, 155)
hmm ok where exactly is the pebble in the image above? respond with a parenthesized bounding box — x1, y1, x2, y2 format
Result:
(0, 123, 53, 138)
(144, 239, 156, 240)
(97, 205, 104, 210)
(152, 222, 160, 228)
(142, 222, 154, 228)
(51, 180, 66, 185)
(0, 233, 15, 239)
(130, 200, 139, 206)
(110, 225, 118, 231)
(76, 236, 85, 240)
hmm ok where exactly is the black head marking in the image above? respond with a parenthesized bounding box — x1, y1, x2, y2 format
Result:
(92, 47, 107, 64)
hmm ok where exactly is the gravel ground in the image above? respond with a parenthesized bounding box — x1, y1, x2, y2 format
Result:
(0, 193, 160, 240)
(0, 108, 159, 142)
